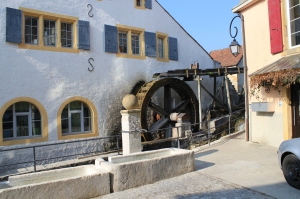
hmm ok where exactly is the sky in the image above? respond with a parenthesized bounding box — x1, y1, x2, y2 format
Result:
(157, 0, 242, 53)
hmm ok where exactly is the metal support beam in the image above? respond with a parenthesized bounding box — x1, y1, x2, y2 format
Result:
(214, 77, 216, 109)
(224, 74, 232, 114)
(200, 83, 228, 110)
(197, 76, 203, 130)
(224, 73, 232, 134)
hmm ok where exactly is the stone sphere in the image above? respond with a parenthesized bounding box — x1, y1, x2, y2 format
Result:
(122, 94, 137, 110)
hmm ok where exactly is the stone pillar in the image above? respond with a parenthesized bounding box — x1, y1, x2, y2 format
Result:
(120, 109, 142, 155)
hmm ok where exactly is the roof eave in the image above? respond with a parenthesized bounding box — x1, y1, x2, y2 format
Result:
(232, 0, 261, 13)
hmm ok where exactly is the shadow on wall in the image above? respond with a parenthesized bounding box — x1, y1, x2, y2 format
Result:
(130, 80, 146, 95)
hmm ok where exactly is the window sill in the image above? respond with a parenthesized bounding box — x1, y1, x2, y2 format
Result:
(116, 53, 146, 60)
(157, 57, 169, 62)
(18, 43, 79, 53)
(282, 46, 300, 56)
(1, 136, 47, 146)
(135, 6, 146, 10)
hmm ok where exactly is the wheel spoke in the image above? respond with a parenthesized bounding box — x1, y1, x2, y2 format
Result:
(172, 99, 190, 113)
(164, 85, 172, 115)
(149, 118, 169, 132)
(149, 102, 168, 116)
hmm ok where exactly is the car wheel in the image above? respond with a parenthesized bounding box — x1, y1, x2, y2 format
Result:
(282, 154, 300, 189)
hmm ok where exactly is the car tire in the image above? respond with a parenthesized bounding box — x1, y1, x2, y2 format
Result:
(282, 154, 300, 190)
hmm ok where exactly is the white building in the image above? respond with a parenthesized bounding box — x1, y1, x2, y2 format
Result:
(0, 0, 218, 169)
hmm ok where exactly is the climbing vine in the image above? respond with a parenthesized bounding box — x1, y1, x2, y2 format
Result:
(250, 68, 300, 98)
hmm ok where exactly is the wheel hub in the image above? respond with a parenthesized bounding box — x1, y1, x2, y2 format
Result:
(288, 163, 299, 180)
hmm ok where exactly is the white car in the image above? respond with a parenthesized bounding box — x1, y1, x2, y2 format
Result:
(278, 138, 300, 189)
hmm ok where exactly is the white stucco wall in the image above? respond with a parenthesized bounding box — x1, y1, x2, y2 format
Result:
(0, 0, 217, 168)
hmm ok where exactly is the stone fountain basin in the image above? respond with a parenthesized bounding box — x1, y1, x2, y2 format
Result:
(0, 165, 110, 199)
(96, 148, 194, 192)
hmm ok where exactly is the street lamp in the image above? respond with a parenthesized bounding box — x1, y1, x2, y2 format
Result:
(229, 15, 241, 57)
(228, 14, 250, 142)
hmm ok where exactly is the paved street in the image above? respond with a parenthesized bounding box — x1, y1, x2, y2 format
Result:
(194, 132, 299, 199)
(96, 132, 299, 199)
(97, 170, 273, 199)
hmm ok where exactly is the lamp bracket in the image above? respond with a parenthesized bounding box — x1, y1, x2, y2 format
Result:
(229, 15, 241, 39)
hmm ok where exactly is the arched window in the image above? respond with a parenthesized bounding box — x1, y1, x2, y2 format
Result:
(3, 102, 41, 139)
(61, 101, 91, 134)
(57, 97, 98, 140)
(0, 97, 48, 146)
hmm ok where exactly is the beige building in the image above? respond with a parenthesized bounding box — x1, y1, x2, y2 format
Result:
(233, 0, 300, 147)
(210, 47, 244, 94)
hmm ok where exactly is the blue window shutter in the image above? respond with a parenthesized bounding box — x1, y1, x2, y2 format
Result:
(145, 31, 156, 57)
(169, 37, 178, 61)
(78, 20, 90, 50)
(145, 0, 152, 9)
(6, 7, 22, 43)
(105, 25, 118, 53)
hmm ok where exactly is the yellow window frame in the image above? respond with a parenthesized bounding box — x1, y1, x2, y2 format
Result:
(116, 24, 146, 60)
(57, 97, 98, 140)
(19, 7, 79, 53)
(281, 0, 300, 56)
(135, 0, 146, 9)
(156, 32, 169, 62)
(0, 97, 48, 146)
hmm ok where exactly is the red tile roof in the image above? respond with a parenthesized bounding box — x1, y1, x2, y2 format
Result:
(210, 47, 243, 67)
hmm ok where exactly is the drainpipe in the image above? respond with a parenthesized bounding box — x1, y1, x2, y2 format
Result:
(197, 75, 203, 130)
(240, 13, 250, 141)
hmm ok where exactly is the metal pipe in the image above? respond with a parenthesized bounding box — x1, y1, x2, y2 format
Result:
(240, 14, 249, 141)
(224, 74, 232, 114)
(214, 77, 216, 108)
(208, 120, 211, 145)
(224, 74, 232, 134)
(117, 136, 120, 155)
(33, 147, 36, 172)
(177, 126, 180, 149)
(197, 75, 203, 130)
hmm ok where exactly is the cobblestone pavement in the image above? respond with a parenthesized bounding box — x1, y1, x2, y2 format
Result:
(96, 171, 274, 199)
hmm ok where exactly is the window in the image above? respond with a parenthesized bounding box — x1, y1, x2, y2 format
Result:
(134, 0, 152, 9)
(0, 97, 48, 146)
(105, 25, 178, 60)
(115, 24, 145, 59)
(288, 0, 300, 47)
(25, 17, 38, 44)
(158, 38, 164, 58)
(156, 32, 169, 62)
(135, 0, 145, 9)
(61, 22, 72, 48)
(61, 101, 91, 134)
(6, 7, 90, 53)
(119, 31, 128, 53)
(136, 0, 142, 7)
(132, 33, 140, 55)
(57, 97, 98, 140)
(43, 19, 56, 46)
(3, 102, 41, 139)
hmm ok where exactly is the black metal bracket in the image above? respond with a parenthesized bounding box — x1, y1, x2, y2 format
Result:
(87, 4, 93, 17)
(229, 15, 241, 39)
(88, 58, 94, 72)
